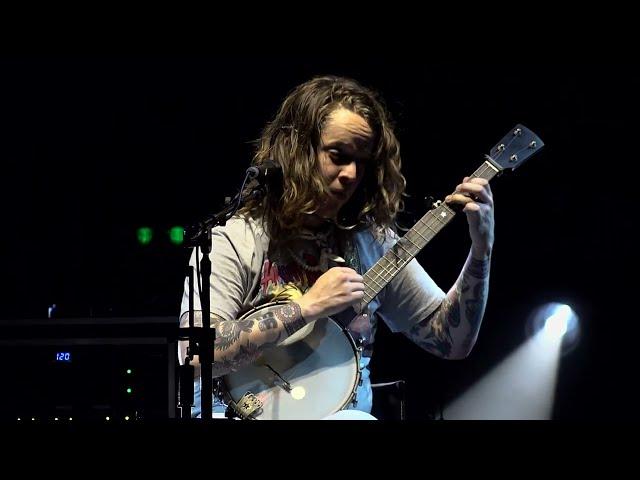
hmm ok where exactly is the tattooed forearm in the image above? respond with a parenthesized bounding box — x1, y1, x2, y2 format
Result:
(180, 302, 310, 378)
(406, 251, 491, 359)
(456, 254, 489, 332)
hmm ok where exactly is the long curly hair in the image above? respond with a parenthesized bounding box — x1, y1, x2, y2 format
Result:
(239, 75, 406, 242)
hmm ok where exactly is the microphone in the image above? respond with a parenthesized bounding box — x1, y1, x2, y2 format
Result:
(246, 160, 282, 183)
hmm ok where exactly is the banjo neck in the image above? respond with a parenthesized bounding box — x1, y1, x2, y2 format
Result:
(359, 124, 543, 311)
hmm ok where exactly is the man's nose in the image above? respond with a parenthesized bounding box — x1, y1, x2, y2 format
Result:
(339, 161, 358, 184)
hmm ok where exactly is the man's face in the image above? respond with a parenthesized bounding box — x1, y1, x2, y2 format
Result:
(315, 107, 374, 220)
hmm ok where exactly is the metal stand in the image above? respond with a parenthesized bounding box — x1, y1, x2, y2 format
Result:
(176, 162, 279, 420)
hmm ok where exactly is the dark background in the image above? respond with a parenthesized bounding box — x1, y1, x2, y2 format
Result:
(1, 57, 636, 420)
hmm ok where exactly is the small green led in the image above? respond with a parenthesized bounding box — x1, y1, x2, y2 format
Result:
(169, 226, 184, 245)
(136, 227, 153, 245)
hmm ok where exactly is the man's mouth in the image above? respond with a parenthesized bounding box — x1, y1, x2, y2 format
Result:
(330, 190, 349, 199)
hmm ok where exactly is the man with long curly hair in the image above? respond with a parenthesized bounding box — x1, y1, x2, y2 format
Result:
(179, 76, 494, 419)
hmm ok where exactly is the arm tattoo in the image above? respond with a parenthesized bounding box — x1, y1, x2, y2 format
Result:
(214, 317, 255, 352)
(188, 302, 308, 378)
(211, 342, 261, 376)
(274, 303, 305, 337)
(468, 257, 490, 279)
(405, 253, 491, 359)
(464, 281, 487, 329)
(448, 283, 464, 329)
(407, 304, 453, 358)
(458, 256, 489, 336)
(258, 312, 278, 331)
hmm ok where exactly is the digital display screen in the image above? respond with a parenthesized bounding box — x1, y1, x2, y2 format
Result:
(55, 352, 71, 363)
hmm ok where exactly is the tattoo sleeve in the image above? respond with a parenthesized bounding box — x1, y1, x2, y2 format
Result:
(404, 251, 491, 359)
(179, 302, 309, 378)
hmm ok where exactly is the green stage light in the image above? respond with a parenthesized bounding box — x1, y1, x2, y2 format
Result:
(137, 227, 153, 245)
(169, 226, 184, 245)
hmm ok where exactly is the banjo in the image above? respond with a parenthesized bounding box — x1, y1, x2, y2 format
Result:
(221, 124, 544, 420)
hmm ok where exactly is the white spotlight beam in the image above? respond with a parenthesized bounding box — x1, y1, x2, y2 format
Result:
(443, 329, 563, 420)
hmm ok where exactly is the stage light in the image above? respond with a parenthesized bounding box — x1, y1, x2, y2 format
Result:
(136, 227, 153, 245)
(527, 302, 581, 355)
(169, 226, 184, 245)
(543, 305, 571, 340)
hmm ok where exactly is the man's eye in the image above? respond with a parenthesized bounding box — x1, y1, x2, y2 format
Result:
(329, 150, 348, 163)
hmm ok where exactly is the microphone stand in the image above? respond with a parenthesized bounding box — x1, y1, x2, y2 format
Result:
(178, 170, 264, 421)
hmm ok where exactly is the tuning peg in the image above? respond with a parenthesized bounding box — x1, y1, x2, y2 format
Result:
(422, 195, 444, 209)
(421, 195, 432, 210)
